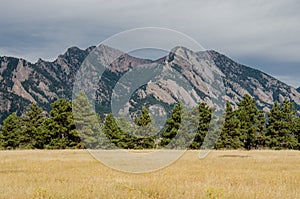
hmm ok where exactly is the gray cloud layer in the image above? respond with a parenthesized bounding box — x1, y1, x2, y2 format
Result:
(0, 0, 299, 86)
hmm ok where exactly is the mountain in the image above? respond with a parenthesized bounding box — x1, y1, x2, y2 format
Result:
(1, 45, 300, 124)
(206, 50, 300, 110)
(0, 46, 93, 122)
(92, 45, 300, 117)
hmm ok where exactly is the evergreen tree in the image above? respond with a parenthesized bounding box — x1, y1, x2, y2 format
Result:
(132, 106, 156, 148)
(236, 94, 265, 150)
(134, 106, 152, 127)
(266, 99, 298, 149)
(190, 102, 213, 149)
(292, 116, 300, 150)
(103, 113, 127, 149)
(115, 117, 135, 148)
(45, 99, 82, 149)
(280, 100, 298, 149)
(265, 101, 281, 148)
(160, 102, 183, 147)
(256, 109, 266, 148)
(73, 92, 100, 149)
(170, 106, 201, 149)
(20, 103, 46, 149)
(133, 106, 155, 137)
(103, 109, 156, 149)
(216, 101, 242, 149)
(0, 113, 21, 149)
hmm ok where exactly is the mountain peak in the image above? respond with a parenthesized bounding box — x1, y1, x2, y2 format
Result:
(62, 46, 85, 57)
(1, 45, 300, 124)
(67, 46, 82, 51)
(170, 46, 193, 53)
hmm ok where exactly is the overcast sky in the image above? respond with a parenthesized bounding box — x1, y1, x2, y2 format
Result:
(0, 0, 299, 87)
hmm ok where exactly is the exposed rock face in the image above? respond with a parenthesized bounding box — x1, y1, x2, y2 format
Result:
(1, 45, 300, 124)
(141, 47, 300, 113)
(206, 50, 300, 110)
(0, 47, 91, 122)
(12, 79, 36, 103)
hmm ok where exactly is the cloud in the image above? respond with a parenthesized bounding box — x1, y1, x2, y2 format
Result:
(274, 75, 300, 88)
(0, 0, 299, 85)
(0, 48, 3, 56)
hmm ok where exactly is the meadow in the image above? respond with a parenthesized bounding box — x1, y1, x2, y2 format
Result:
(0, 150, 299, 199)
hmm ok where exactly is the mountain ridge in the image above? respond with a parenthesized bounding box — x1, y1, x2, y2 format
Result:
(1, 45, 300, 124)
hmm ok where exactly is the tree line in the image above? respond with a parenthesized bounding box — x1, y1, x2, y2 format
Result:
(0, 93, 299, 150)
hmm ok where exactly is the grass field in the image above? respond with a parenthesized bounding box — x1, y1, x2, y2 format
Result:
(0, 150, 299, 199)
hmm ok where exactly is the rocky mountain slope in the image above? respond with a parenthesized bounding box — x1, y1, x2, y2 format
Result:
(206, 50, 300, 110)
(0, 46, 93, 122)
(1, 45, 300, 124)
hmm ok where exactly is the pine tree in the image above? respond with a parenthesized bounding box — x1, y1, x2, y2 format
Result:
(256, 109, 266, 148)
(292, 116, 300, 150)
(189, 102, 213, 149)
(72, 92, 100, 149)
(115, 117, 135, 148)
(20, 103, 46, 149)
(160, 102, 183, 147)
(266, 99, 298, 149)
(216, 101, 242, 149)
(133, 106, 156, 148)
(45, 99, 82, 149)
(265, 101, 281, 148)
(280, 99, 298, 149)
(0, 113, 21, 149)
(134, 106, 155, 136)
(236, 94, 265, 150)
(103, 113, 126, 149)
(104, 108, 157, 149)
(134, 106, 152, 127)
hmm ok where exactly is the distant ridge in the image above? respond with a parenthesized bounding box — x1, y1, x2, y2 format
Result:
(1, 45, 300, 124)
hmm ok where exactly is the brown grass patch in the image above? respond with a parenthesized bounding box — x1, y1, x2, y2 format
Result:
(0, 150, 299, 198)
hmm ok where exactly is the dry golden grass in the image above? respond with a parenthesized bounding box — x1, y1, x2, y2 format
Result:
(0, 150, 299, 199)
